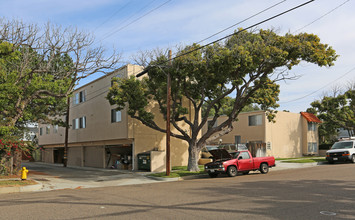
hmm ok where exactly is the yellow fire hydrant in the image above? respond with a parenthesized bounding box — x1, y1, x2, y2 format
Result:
(21, 167, 28, 180)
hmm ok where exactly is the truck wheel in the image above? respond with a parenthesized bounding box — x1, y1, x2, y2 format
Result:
(260, 163, 269, 174)
(208, 172, 218, 178)
(227, 166, 237, 177)
(351, 155, 355, 163)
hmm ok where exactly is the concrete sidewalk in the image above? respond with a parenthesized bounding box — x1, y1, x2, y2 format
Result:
(0, 160, 323, 194)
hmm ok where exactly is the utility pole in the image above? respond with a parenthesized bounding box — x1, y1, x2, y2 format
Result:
(166, 50, 172, 176)
(63, 96, 70, 167)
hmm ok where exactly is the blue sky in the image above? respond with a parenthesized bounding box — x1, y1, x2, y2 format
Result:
(1, 0, 354, 113)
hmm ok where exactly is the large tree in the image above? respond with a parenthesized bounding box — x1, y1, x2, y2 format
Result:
(107, 29, 337, 171)
(0, 18, 120, 139)
(308, 88, 355, 142)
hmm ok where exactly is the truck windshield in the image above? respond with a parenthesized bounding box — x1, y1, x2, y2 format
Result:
(331, 141, 353, 149)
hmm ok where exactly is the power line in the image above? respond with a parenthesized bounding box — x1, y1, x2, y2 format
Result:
(100, 0, 172, 41)
(137, 0, 315, 77)
(71, 1, 295, 107)
(71, 0, 316, 108)
(293, 0, 350, 33)
(93, 1, 133, 32)
(196, 0, 287, 44)
(280, 65, 355, 104)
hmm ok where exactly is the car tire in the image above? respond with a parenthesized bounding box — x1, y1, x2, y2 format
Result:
(227, 166, 237, 177)
(208, 172, 218, 178)
(351, 155, 355, 163)
(260, 163, 269, 174)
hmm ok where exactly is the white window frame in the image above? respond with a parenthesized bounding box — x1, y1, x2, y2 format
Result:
(73, 117, 86, 129)
(79, 116, 86, 128)
(46, 125, 50, 134)
(54, 125, 58, 133)
(308, 122, 316, 131)
(111, 109, 122, 123)
(74, 90, 86, 105)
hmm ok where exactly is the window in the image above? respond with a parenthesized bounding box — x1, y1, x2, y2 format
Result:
(239, 151, 250, 159)
(308, 122, 316, 131)
(53, 125, 58, 134)
(79, 116, 86, 128)
(72, 116, 86, 129)
(39, 127, 43, 136)
(249, 115, 262, 126)
(308, 142, 318, 153)
(74, 90, 86, 104)
(111, 109, 122, 123)
(73, 116, 86, 129)
(46, 125, 50, 134)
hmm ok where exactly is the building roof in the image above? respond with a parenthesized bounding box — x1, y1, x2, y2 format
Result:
(300, 112, 322, 123)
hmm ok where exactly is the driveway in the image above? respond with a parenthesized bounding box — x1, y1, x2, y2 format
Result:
(22, 162, 167, 191)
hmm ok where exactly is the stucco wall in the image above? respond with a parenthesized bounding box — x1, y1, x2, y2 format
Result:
(265, 112, 303, 158)
(37, 64, 195, 171)
(68, 147, 83, 167)
(202, 111, 311, 158)
(38, 64, 143, 146)
(130, 99, 191, 171)
(84, 146, 105, 168)
(42, 148, 54, 163)
(150, 151, 166, 172)
(202, 111, 266, 145)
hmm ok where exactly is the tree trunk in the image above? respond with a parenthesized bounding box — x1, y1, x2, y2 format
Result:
(187, 143, 201, 172)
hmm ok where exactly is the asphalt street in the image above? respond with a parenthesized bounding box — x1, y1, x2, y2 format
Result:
(0, 162, 354, 219)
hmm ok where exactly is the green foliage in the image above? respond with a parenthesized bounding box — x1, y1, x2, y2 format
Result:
(202, 97, 261, 117)
(0, 41, 72, 137)
(308, 89, 355, 143)
(107, 29, 337, 171)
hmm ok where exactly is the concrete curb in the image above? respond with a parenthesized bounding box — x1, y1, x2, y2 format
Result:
(146, 176, 180, 182)
(0, 180, 42, 194)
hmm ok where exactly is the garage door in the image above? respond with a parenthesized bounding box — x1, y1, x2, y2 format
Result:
(84, 146, 104, 168)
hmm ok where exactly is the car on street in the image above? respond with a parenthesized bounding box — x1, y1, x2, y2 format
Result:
(204, 149, 275, 178)
(326, 138, 355, 164)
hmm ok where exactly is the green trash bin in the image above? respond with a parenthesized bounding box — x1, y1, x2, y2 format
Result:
(138, 152, 151, 171)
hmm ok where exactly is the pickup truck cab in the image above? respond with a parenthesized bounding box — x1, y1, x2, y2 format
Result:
(326, 138, 355, 164)
(204, 149, 275, 178)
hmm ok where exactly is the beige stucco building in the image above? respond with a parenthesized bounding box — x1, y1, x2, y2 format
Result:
(202, 111, 321, 158)
(38, 64, 191, 172)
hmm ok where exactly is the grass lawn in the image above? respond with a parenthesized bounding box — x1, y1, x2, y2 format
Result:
(275, 156, 324, 161)
(149, 165, 206, 178)
(0, 180, 37, 187)
(281, 158, 326, 163)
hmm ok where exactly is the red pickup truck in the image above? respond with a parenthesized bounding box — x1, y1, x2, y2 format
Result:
(204, 149, 275, 178)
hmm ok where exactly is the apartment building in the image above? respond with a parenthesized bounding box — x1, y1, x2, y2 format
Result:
(202, 111, 321, 158)
(38, 64, 191, 172)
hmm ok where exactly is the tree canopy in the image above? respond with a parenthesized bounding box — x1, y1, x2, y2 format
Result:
(107, 29, 337, 171)
(308, 88, 355, 143)
(0, 18, 120, 141)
